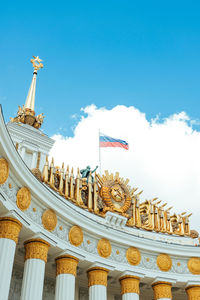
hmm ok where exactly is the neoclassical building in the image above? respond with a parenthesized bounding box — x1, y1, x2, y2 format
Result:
(0, 57, 200, 300)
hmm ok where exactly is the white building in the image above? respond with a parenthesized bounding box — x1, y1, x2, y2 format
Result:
(0, 57, 200, 300)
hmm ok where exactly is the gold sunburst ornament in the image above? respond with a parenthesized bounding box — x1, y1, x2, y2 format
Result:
(96, 171, 134, 214)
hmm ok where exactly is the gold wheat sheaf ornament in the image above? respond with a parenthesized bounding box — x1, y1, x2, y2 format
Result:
(96, 171, 133, 214)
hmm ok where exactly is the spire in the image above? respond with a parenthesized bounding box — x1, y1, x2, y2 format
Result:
(25, 56, 43, 112)
(10, 56, 45, 129)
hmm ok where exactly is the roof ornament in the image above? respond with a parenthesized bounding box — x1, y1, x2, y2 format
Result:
(10, 56, 44, 129)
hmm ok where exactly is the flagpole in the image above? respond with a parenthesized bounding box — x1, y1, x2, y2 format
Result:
(98, 129, 101, 175)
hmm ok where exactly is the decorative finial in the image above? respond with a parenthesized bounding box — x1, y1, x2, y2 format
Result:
(10, 56, 45, 129)
(30, 56, 43, 72)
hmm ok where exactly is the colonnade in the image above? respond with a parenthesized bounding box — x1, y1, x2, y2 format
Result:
(0, 217, 199, 300)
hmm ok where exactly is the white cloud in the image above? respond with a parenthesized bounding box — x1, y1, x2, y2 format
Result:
(50, 105, 200, 231)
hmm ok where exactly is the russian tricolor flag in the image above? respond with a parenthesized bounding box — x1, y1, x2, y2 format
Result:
(99, 134, 129, 150)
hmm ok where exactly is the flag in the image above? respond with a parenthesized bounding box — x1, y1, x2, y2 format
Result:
(99, 134, 129, 150)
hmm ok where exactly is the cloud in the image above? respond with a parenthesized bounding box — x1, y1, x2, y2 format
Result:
(50, 104, 200, 231)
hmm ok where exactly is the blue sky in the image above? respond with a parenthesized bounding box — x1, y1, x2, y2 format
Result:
(1, 0, 200, 136)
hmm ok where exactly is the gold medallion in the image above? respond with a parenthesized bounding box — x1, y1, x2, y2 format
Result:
(97, 238, 112, 258)
(16, 187, 31, 211)
(188, 257, 200, 275)
(0, 158, 9, 184)
(42, 209, 57, 231)
(126, 247, 141, 265)
(157, 254, 172, 272)
(69, 225, 83, 247)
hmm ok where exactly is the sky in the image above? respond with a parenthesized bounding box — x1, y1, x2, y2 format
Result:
(1, 1, 200, 231)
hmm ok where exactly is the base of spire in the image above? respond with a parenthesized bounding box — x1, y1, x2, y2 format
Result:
(10, 105, 44, 129)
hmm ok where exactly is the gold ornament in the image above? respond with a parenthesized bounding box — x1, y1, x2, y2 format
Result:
(97, 238, 112, 258)
(24, 239, 50, 262)
(157, 254, 172, 272)
(120, 276, 140, 295)
(186, 285, 200, 299)
(188, 257, 200, 275)
(55, 255, 79, 276)
(69, 225, 83, 247)
(16, 187, 31, 211)
(152, 282, 172, 299)
(42, 209, 57, 232)
(0, 158, 9, 184)
(96, 171, 132, 214)
(126, 247, 141, 266)
(87, 267, 109, 287)
(0, 217, 21, 244)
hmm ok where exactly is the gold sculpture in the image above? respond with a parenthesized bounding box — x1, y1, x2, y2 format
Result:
(126, 247, 141, 266)
(16, 187, 31, 211)
(0, 158, 9, 184)
(97, 238, 112, 258)
(69, 225, 83, 247)
(42, 209, 57, 232)
(41, 159, 194, 238)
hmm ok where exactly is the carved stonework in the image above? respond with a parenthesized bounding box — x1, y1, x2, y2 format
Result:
(55, 255, 79, 276)
(126, 247, 141, 266)
(157, 254, 172, 272)
(152, 282, 172, 299)
(24, 239, 50, 262)
(87, 267, 109, 287)
(0, 217, 21, 244)
(120, 276, 140, 294)
(69, 225, 83, 247)
(42, 209, 57, 232)
(16, 187, 31, 211)
(186, 285, 200, 299)
(188, 257, 200, 275)
(0, 158, 9, 184)
(97, 238, 112, 258)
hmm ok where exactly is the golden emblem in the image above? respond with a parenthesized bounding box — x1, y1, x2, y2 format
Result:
(188, 257, 200, 275)
(96, 171, 132, 214)
(126, 247, 141, 265)
(69, 225, 83, 247)
(16, 187, 31, 211)
(42, 209, 57, 232)
(97, 238, 112, 258)
(0, 158, 9, 184)
(157, 254, 172, 272)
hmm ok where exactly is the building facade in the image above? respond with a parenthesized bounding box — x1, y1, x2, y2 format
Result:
(0, 57, 200, 300)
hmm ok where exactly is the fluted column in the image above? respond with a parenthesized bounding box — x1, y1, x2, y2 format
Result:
(152, 281, 172, 300)
(0, 217, 22, 300)
(55, 255, 79, 300)
(119, 276, 140, 300)
(20, 238, 50, 300)
(87, 267, 109, 300)
(186, 285, 200, 300)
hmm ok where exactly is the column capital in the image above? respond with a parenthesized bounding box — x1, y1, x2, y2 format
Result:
(87, 267, 109, 287)
(119, 275, 140, 295)
(55, 255, 79, 276)
(0, 217, 22, 243)
(24, 238, 50, 262)
(186, 285, 200, 300)
(152, 281, 172, 299)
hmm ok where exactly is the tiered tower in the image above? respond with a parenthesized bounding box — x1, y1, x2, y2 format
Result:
(7, 56, 54, 172)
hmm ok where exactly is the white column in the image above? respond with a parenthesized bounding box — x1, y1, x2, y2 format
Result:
(20, 146, 26, 160)
(120, 276, 140, 300)
(20, 239, 49, 300)
(31, 151, 37, 169)
(55, 255, 79, 300)
(87, 267, 109, 300)
(152, 282, 172, 300)
(0, 218, 21, 300)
